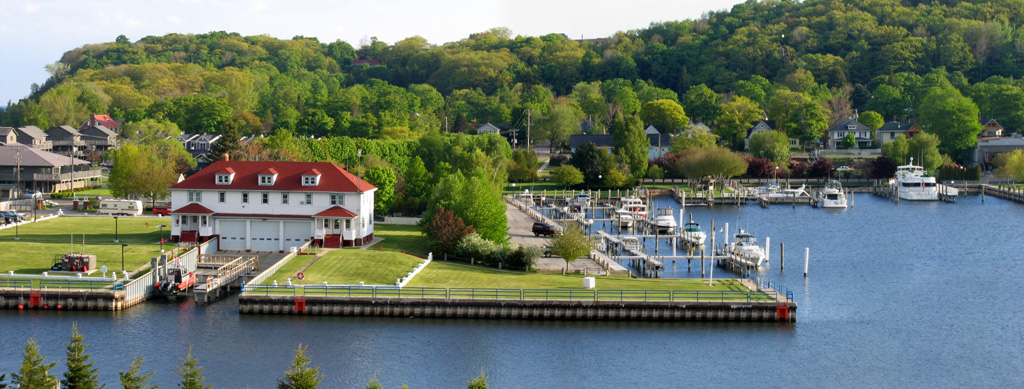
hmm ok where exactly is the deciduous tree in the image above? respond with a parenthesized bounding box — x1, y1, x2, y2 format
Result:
(611, 113, 649, 179)
(363, 165, 396, 214)
(858, 111, 884, 130)
(551, 165, 584, 187)
(918, 86, 982, 161)
(423, 207, 475, 253)
(748, 130, 791, 163)
(549, 222, 594, 274)
(674, 146, 747, 183)
(682, 84, 721, 124)
(640, 99, 688, 133)
(994, 149, 1024, 181)
(716, 96, 763, 150)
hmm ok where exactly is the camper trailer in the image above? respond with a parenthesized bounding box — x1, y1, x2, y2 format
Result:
(97, 199, 143, 216)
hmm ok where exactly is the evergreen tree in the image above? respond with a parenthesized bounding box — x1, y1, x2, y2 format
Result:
(276, 344, 324, 389)
(63, 323, 103, 389)
(467, 369, 489, 389)
(119, 357, 157, 389)
(176, 347, 211, 389)
(209, 119, 242, 160)
(13, 338, 58, 389)
(1, 373, 8, 389)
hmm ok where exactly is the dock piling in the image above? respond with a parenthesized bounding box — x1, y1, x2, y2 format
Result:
(803, 247, 809, 278)
(780, 242, 785, 271)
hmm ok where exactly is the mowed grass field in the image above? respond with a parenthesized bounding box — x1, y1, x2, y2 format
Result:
(267, 249, 424, 285)
(407, 261, 748, 292)
(0, 216, 170, 275)
(369, 224, 430, 257)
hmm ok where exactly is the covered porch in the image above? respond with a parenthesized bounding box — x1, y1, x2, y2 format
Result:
(170, 203, 215, 243)
(313, 206, 372, 248)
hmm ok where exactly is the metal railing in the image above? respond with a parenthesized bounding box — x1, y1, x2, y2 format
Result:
(241, 285, 777, 302)
(38, 279, 115, 290)
(0, 279, 33, 289)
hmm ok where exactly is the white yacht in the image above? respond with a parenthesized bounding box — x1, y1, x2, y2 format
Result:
(730, 229, 766, 267)
(765, 184, 812, 200)
(889, 158, 938, 201)
(619, 197, 647, 218)
(680, 214, 707, 246)
(572, 192, 591, 207)
(817, 179, 848, 209)
(652, 207, 677, 233)
(614, 208, 635, 228)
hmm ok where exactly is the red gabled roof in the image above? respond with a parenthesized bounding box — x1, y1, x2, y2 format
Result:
(216, 167, 235, 174)
(258, 168, 278, 175)
(314, 206, 357, 218)
(90, 114, 120, 128)
(171, 203, 215, 214)
(172, 161, 377, 193)
(303, 168, 321, 176)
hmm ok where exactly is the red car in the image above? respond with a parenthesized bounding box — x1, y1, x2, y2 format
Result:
(152, 207, 170, 216)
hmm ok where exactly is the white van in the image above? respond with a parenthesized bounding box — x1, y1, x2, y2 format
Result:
(97, 199, 143, 216)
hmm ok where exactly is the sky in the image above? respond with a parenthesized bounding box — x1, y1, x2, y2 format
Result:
(0, 0, 745, 105)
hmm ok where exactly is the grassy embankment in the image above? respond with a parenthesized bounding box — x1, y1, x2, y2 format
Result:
(0, 216, 167, 275)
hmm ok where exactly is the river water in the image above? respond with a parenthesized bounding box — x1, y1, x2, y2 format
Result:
(2, 195, 1023, 388)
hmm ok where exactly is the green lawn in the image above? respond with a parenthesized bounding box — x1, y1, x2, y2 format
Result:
(408, 261, 748, 292)
(76, 187, 112, 196)
(267, 250, 424, 285)
(0, 216, 171, 275)
(371, 224, 430, 256)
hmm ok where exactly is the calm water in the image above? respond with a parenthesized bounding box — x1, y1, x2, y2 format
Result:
(2, 195, 1023, 388)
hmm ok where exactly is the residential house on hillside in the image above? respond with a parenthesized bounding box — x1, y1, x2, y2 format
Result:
(79, 125, 119, 153)
(972, 133, 1024, 169)
(979, 118, 1004, 138)
(744, 120, 775, 150)
(179, 133, 222, 162)
(568, 133, 673, 160)
(644, 125, 661, 135)
(826, 118, 874, 149)
(46, 125, 86, 157)
(0, 145, 99, 193)
(475, 123, 502, 135)
(0, 127, 16, 145)
(168, 159, 377, 250)
(875, 120, 915, 145)
(80, 114, 122, 132)
(13, 126, 52, 151)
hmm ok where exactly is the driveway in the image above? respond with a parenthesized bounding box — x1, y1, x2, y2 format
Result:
(506, 202, 607, 274)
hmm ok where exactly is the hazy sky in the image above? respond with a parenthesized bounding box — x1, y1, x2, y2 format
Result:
(0, 0, 744, 105)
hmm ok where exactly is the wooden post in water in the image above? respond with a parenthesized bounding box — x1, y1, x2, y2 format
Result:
(765, 237, 770, 264)
(780, 242, 785, 270)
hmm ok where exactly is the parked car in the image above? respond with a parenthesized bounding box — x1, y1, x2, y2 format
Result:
(836, 166, 853, 171)
(23, 190, 41, 199)
(531, 222, 558, 237)
(1, 211, 21, 224)
(152, 207, 171, 216)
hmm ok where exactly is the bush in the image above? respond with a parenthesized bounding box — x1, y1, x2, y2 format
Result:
(451, 233, 540, 270)
(453, 233, 500, 265)
(548, 154, 568, 167)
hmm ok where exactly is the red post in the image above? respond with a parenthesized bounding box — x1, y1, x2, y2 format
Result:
(294, 299, 306, 314)
(776, 305, 789, 320)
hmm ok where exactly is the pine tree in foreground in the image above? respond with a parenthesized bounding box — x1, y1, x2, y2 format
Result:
(63, 323, 103, 389)
(365, 374, 382, 389)
(467, 368, 488, 389)
(275, 344, 324, 389)
(13, 338, 58, 388)
(175, 347, 211, 389)
(0, 373, 8, 389)
(119, 357, 157, 389)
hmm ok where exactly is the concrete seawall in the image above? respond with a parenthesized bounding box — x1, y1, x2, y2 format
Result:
(0, 289, 129, 311)
(238, 295, 797, 322)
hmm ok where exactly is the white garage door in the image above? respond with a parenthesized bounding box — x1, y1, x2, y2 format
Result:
(250, 221, 280, 252)
(218, 220, 247, 251)
(283, 221, 312, 250)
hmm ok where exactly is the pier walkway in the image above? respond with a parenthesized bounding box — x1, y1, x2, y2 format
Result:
(193, 253, 260, 303)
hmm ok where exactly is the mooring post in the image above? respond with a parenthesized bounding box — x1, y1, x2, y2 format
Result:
(804, 247, 809, 277)
(765, 237, 770, 263)
(780, 242, 785, 271)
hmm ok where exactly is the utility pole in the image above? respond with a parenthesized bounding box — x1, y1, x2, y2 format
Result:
(16, 148, 21, 199)
(526, 109, 531, 148)
(444, 116, 449, 133)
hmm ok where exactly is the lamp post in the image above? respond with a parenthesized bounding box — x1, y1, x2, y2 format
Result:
(774, 166, 779, 185)
(158, 224, 167, 253)
(113, 216, 119, 243)
(120, 243, 128, 272)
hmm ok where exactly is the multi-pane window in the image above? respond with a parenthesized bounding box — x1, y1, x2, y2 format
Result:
(305, 193, 313, 205)
(345, 219, 351, 229)
(259, 175, 274, 185)
(219, 192, 225, 203)
(262, 193, 269, 204)
(282, 193, 289, 205)
(242, 192, 249, 204)
(216, 174, 231, 184)
(187, 191, 202, 203)
(302, 176, 318, 186)
(330, 193, 344, 206)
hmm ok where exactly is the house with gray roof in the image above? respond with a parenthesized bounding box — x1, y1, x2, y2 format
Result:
(46, 125, 86, 157)
(475, 123, 502, 135)
(13, 126, 52, 151)
(0, 145, 100, 193)
(826, 118, 873, 149)
(0, 127, 16, 145)
(180, 133, 222, 161)
(568, 132, 672, 160)
(876, 120, 914, 145)
(79, 125, 119, 153)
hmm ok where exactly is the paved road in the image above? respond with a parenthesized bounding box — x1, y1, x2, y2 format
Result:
(505, 202, 606, 274)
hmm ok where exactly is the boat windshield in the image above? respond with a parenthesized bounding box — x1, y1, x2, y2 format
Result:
(736, 234, 756, 245)
(684, 223, 701, 232)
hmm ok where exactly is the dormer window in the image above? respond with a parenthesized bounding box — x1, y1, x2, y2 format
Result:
(301, 169, 321, 186)
(214, 167, 235, 185)
(847, 124, 857, 130)
(258, 168, 278, 186)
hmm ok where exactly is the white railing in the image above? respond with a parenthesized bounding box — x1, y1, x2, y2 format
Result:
(245, 240, 311, 287)
(396, 253, 432, 287)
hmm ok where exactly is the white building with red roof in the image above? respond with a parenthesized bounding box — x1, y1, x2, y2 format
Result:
(168, 158, 377, 250)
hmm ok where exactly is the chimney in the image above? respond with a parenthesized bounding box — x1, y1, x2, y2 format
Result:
(223, 153, 229, 161)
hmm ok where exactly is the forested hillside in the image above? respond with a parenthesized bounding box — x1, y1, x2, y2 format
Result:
(4, 0, 1024, 159)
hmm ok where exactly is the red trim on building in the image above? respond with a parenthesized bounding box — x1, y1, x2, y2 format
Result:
(313, 206, 358, 218)
(171, 203, 215, 214)
(172, 161, 375, 193)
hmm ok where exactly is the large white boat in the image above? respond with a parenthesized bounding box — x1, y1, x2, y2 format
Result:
(619, 197, 647, 219)
(680, 214, 707, 246)
(889, 158, 938, 201)
(572, 192, 591, 207)
(652, 207, 676, 233)
(730, 229, 766, 267)
(764, 184, 812, 200)
(817, 179, 848, 209)
(614, 208, 635, 228)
